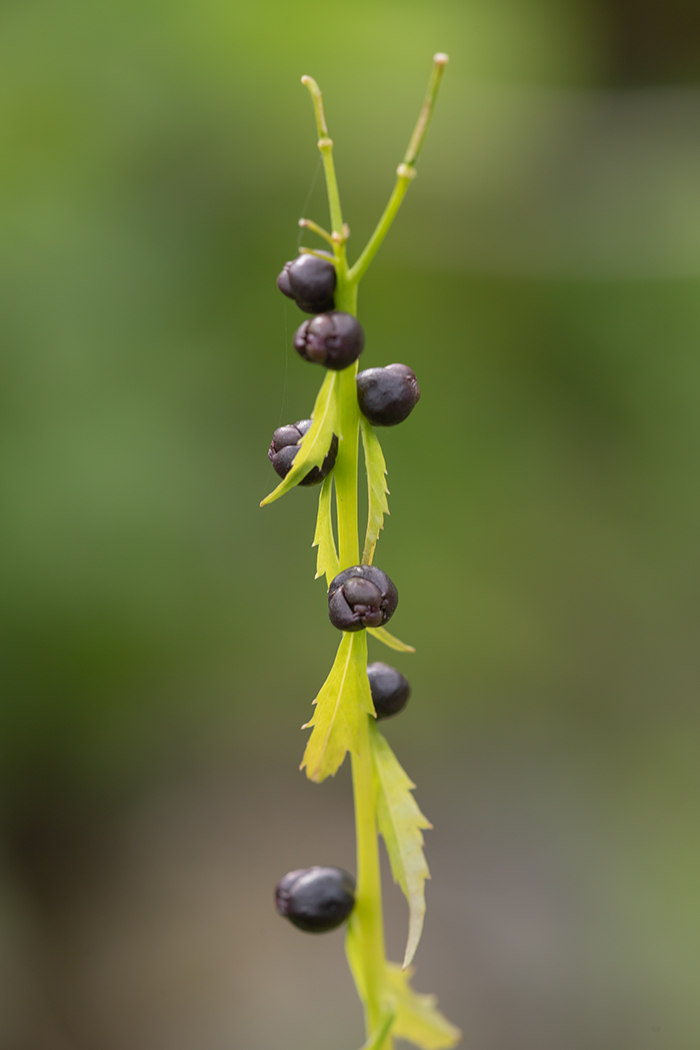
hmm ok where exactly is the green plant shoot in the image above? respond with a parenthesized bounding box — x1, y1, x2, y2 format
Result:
(262, 54, 459, 1050)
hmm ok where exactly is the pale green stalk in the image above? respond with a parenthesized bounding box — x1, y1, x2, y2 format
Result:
(348, 53, 448, 285)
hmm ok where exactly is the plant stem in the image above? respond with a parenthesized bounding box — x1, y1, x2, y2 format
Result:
(301, 60, 447, 1050)
(352, 705, 392, 1049)
(306, 75, 389, 1048)
(348, 53, 448, 285)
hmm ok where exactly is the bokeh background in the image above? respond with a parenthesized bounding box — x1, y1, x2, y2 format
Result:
(1, 1, 700, 1047)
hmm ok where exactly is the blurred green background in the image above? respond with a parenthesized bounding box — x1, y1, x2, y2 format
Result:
(1, 0, 700, 1047)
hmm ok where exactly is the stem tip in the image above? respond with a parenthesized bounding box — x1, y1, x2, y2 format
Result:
(433, 52, 449, 65)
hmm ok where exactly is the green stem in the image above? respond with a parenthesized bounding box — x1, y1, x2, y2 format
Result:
(307, 77, 388, 1049)
(298, 217, 335, 246)
(352, 706, 392, 1048)
(302, 76, 345, 243)
(348, 53, 448, 285)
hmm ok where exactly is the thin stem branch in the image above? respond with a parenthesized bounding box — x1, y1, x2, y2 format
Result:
(403, 52, 449, 166)
(298, 217, 335, 246)
(298, 246, 336, 261)
(348, 53, 448, 285)
(302, 76, 345, 242)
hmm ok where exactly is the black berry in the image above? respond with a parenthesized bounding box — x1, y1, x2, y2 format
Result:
(328, 565, 398, 631)
(268, 419, 338, 486)
(275, 866, 355, 933)
(277, 255, 336, 314)
(356, 363, 421, 426)
(367, 662, 411, 719)
(294, 312, 365, 370)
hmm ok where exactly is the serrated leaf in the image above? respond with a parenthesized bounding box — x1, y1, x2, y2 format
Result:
(260, 370, 339, 506)
(367, 625, 416, 653)
(313, 473, 340, 587)
(386, 963, 461, 1050)
(301, 632, 374, 782)
(347, 922, 460, 1050)
(370, 722, 432, 969)
(360, 417, 389, 565)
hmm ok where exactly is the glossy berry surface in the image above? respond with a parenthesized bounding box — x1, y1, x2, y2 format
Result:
(268, 419, 338, 486)
(294, 311, 365, 370)
(356, 363, 421, 426)
(277, 255, 336, 314)
(275, 866, 355, 933)
(367, 662, 411, 719)
(328, 565, 398, 631)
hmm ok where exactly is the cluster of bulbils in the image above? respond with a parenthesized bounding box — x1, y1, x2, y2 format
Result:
(272, 252, 415, 933)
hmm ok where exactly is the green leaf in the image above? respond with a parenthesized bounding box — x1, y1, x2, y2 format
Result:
(370, 722, 431, 969)
(301, 632, 374, 782)
(360, 417, 389, 565)
(386, 963, 461, 1050)
(358, 1010, 396, 1050)
(260, 371, 339, 506)
(313, 473, 340, 587)
(367, 625, 416, 653)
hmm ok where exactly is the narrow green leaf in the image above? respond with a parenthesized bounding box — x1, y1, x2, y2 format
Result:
(360, 417, 389, 565)
(358, 1009, 396, 1050)
(260, 371, 339, 506)
(370, 722, 432, 969)
(386, 963, 461, 1050)
(313, 473, 340, 587)
(367, 625, 416, 653)
(301, 632, 374, 783)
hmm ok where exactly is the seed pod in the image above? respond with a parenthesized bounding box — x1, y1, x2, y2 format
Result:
(268, 419, 338, 486)
(356, 363, 421, 426)
(328, 565, 398, 631)
(277, 255, 336, 314)
(367, 661, 411, 719)
(275, 866, 356, 933)
(294, 311, 365, 370)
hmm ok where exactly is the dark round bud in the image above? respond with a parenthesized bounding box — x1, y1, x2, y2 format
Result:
(276, 264, 295, 300)
(328, 565, 398, 631)
(268, 419, 337, 487)
(294, 312, 365, 371)
(367, 662, 411, 719)
(356, 363, 421, 426)
(288, 254, 336, 304)
(275, 866, 355, 933)
(277, 256, 337, 314)
(295, 295, 336, 315)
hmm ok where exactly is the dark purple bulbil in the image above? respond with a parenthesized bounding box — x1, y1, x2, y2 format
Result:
(277, 255, 336, 314)
(294, 311, 365, 370)
(328, 565, 398, 631)
(275, 866, 356, 933)
(367, 662, 411, 719)
(268, 419, 338, 486)
(356, 363, 421, 426)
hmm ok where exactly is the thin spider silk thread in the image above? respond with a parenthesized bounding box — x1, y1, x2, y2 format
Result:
(297, 155, 323, 250)
(278, 156, 323, 424)
(279, 298, 290, 425)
